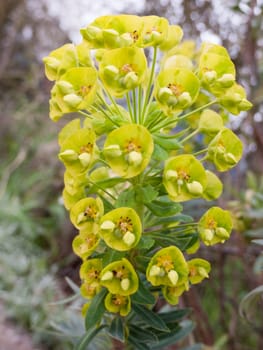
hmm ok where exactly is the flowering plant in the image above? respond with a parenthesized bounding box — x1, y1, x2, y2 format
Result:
(43, 14, 251, 349)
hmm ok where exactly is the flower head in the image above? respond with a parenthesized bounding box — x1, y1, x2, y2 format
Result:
(104, 124, 153, 178)
(188, 258, 211, 284)
(72, 230, 100, 260)
(198, 206, 233, 245)
(105, 293, 131, 316)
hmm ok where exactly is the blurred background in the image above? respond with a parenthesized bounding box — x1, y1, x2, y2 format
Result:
(0, 0, 262, 349)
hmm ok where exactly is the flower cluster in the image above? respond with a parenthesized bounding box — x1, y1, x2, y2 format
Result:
(43, 14, 251, 321)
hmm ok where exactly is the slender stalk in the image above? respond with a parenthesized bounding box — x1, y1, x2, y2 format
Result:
(78, 110, 93, 118)
(180, 129, 199, 144)
(138, 86, 143, 123)
(88, 179, 116, 201)
(126, 92, 134, 122)
(141, 46, 158, 123)
(93, 103, 120, 127)
(132, 88, 138, 123)
(101, 84, 125, 119)
(193, 148, 208, 156)
(145, 110, 163, 130)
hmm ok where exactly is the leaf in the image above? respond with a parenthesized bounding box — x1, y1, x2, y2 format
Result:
(131, 279, 156, 305)
(129, 325, 158, 344)
(75, 325, 106, 350)
(108, 317, 125, 342)
(136, 184, 159, 204)
(153, 134, 182, 150)
(252, 239, 263, 246)
(151, 320, 194, 349)
(85, 288, 107, 330)
(132, 304, 170, 332)
(87, 178, 126, 194)
(102, 249, 126, 266)
(115, 187, 136, 208)
(136, 236, 155, 250)
(128, 336, 151, 350)
(159, 308, 191, 323)
(146, 200, 182, 217)
(152, 143, 169, 161)
(152, 214, 193, 226)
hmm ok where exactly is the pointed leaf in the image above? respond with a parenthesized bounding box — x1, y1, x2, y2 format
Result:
(132, 304, 170, 332)
(154, 134, 182, 150)
(159, 308, 192, 323)
(146, 200, 182, 217)
(131, 279, 156, 305)
(129, 325, 158, 344)
(85, 288, 107, 330)
(75, 325, 106, 350)
(108, 317, 125, 342)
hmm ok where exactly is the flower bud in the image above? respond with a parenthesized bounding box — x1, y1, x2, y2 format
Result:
(121, 278, 130, 291)
(63, 93, 82, 108)
(203, 229, 214, 242)
(215, 227, 230, 239)
(104, 144, 122, 157)
(78, 152, 91, 167)
(168, 270, 179, 285)
(43, 56, 60, 69)
(198, 267, 209, 278)
(104, 65, 119, 79)
(120, 33, 133, 46)
(56, 80, 74, 94)
(187, 181, 203, 195)
(239, 99, 253, 110)
(217, 73, 235, 87)
(101, 271, 114, 281)
(224, 152, 237, 164)
(85, 25, 101, 40)
(203, 70, 217, 83)
(59, 149, 78, 162)
(178, 91, 192, 106)
(123, 71, 138, 88)
(127, 151, 142, 166)
(100, 220, 115, 231)
(123, 231, 136, 246)
(158, 87, 173, 102)
(149, 265, 161, 277)
(165, 170, 178, 181)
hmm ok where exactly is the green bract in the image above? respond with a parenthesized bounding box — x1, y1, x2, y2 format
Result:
(207, 128, 243, 171)
(198, 109, 224, 136)
(146, 246, 189, 287)
(162, 283, 187, 305)
(155, 68, 200, 116)
(198, 206, 233, 245)
(99, 47, 147, 97)
(100, 258, 139, 296)
(218, 83, 252, 115)
(104, 124, 154, 178)
(188, 258, 211, 284)
(99, 207, 142, 251)
(79, 259, 102, 298)
(202, 170, 223, 201)
(163, 155, 207, 202)
(70, 197, 104, 231)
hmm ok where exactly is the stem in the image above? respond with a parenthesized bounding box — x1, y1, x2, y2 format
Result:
(101, 84, 125, 119)
(126, 92, 134, 122)
(138, 86, 143, 123)
(179, 99, 217, 121)
(141, 46, 158, 123)
(180, 129, 199, 144)
(145, 110, 163, 130)
(78, 110, 93, 119)
(132, 88, 138, 123)
(150, 116, 178, 133)
(88, 179, 116, 201)
(193, 148, 208, 156)
(93, 103, 120, 127)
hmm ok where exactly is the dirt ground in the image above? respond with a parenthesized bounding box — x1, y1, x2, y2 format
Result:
(0, 303, 42, 350)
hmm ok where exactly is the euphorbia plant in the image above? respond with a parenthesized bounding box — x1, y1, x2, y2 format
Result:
(43, 14, 251, 349)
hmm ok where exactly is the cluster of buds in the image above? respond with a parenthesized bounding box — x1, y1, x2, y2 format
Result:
(43, 14, 251, 323)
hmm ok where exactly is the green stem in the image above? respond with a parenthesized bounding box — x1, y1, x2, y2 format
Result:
(179, 99, 217, 121)
(138, 86, 143, 123)
(145, 110, 163, 130)
(101, 84, 125, 119)
(126, 92, 134, 122)
(180, 129, 199, 144)
(93, 103, 120, 127)
(141, 46, 158, 123)
(78, 110, 93, 119)
(88, 179, 116, 201)
(193, 148, 208, 156)
(132, 88, 138, 123)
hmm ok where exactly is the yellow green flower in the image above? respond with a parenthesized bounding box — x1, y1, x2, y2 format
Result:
(72, 230, 100, 260)
(50, 67, 98, 121)
(162, 283, 188, 305)
(100, 258, 138, 296)
(43, 42, 92, 81)
(218, 83, 252, 115)
(155, 68, 200, 116)
(198, 109, 224, 136)
(139, 16, 169, 47)
(99, 47, 147, 97)
(105, 293, 131, 316)
(70, 197, 104, 231)
(159, 25, 183, 51)
(207, 128, 243, 171)
(79, 259, 102, 298)
(99, 207, 142, 251)
(62, 188, 86, 211)
(59, 128, 97, 175)
(198, 206, 233, 245)
(188, 258, 211, 284)
(163, 155, 207, 202)
(104, 124, 154, 178)
(146, 246, 189, 287)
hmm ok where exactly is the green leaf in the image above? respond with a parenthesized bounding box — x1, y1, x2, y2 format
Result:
(75, 325, 106, 350)
(129, 325, 158, 344)
(115, 187, 136, 208)
(152, 214, 193, 226)
(128, 336, 151, 350)
(132, 304, 170, 332)
(159, 308, 191, 323)
(146, 200, 182, 217)
(153, 134, 182, 150)
(87, 177, 126, 194)
(151, 320, 194, 349)
(136, 184, 159, 204)
(153, 232, 198, 251)
(136, 236, 155, 250)
(85, 288, 107, 330)
(152, 143, 169, 161)
(108, 317, 125, 342)
(102, 249, 126, 266)
(239, 285, 263, 331)
(131, 279, 156, 305)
